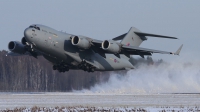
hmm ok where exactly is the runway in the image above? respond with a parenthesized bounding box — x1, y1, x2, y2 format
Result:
(0, 92, 200, 110)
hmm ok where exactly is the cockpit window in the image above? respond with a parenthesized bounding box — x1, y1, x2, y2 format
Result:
(29, 26, 34, 28)
(29, 25, 40, 30)
(36, 27, 40, 30)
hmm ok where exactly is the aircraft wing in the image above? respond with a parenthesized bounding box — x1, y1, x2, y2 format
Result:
(122, 44, 183, 58)
(122, 45, 173, 54)
(6, 52, 29, 56)
(71, 35, 182, 58)
(7, 50, 41, 58)
(90, 38, 183, 58)
(91, 39, 102, 47)
(64, 51, 100, 68)
(91, 39, 109, 58)
(7, 51, 36, 56)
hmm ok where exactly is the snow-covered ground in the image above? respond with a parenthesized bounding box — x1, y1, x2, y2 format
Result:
(1, 59, 200, 111)
(2, 106, 200, 112)
(0, 92, 200, 111)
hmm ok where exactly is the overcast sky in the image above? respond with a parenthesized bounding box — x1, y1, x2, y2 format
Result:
(0, 1, 199, 61)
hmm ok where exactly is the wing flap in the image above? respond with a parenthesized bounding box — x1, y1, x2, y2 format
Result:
(122, 45, 183, 56)
(122, 45, 173, 54)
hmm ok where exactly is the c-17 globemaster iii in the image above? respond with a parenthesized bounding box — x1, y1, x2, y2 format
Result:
(7, 24, 183, 73)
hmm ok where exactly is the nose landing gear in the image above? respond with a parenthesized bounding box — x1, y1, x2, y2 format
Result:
(24, 42, 38, 58)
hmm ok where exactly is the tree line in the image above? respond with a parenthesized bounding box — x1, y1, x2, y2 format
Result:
(0, 50, 113, 92)
(0, 50, 156, 92)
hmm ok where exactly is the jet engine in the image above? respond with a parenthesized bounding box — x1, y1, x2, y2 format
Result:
(102, 40, 121, 53)
(21, 37, 27, 45)
(71, 36, 91, 49)
(8, 41, 26, 54)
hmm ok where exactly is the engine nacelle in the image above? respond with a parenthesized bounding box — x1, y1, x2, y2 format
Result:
(8, 41, 26, 54)
(21, 37, 27, 45)
(71, 36, 91, 49)
(102, 40, 121, 53)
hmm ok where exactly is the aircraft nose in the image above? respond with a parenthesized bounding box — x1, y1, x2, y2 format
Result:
(24, 28, 32, 41)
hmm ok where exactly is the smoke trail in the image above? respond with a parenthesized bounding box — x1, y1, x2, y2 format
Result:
(79, 57, 200, 94)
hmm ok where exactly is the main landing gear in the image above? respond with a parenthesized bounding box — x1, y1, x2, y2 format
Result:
(78, 61, 95, 72)
(53, 64, 69, 73)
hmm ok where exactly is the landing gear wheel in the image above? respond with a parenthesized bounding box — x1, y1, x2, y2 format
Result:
(90, 68, 95, 72)
(53, 65, 57, 70)
(65, 67, 69, 71)
(58, 69, 62, 73)
(61, 69, 65, 73)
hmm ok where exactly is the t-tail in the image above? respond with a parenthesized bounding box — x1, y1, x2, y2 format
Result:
(113, 27, 178, 47)
(120, 27, 145, 47)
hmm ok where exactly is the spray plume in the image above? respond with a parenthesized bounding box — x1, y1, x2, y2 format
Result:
(76, 56, 200, 94)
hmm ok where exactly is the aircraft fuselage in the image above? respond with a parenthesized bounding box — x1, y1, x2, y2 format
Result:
(24, 24, 134, 72)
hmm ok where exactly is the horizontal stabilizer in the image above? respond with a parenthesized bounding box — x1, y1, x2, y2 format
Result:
(134, 32, 178, 39)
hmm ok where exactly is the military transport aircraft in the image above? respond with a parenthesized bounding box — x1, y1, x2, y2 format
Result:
(7, 24, 183, 72)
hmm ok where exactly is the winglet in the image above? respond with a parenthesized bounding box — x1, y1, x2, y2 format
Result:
(173, 44, 183, 55)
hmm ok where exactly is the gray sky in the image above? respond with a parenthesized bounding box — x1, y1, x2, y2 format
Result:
(0, 1, 199, 61)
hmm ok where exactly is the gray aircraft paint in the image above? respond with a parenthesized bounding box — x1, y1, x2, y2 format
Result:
(120, 27, 144, 47)
(23, 24, 134, 71)
(8, 24, 182, 72)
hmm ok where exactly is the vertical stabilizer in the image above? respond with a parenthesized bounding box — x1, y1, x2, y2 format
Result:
(120, 27, 145, 47)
